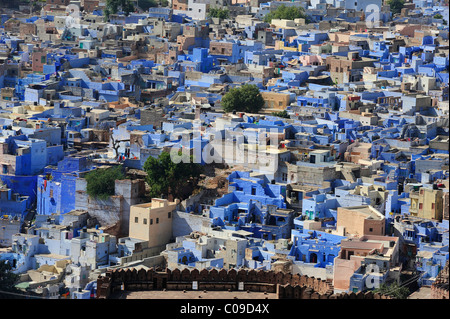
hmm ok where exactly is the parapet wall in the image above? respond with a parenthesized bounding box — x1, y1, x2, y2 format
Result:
(277, 284, 392, 299)
(96, 267, 359, 299)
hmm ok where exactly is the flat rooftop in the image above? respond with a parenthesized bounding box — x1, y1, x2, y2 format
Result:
(341, 205, 384, 220)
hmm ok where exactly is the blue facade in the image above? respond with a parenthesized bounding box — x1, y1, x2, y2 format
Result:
(289, 229, 345, 267)
(36, 156, 96, 215)
(209, 171, 291, 240)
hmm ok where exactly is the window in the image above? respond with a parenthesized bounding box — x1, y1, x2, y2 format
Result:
(156, 218, 159, 224)
(419, 203, 423, 210)
(369, 228, 373, 232)
(135, 217, 138, 223)
(168, 212, 171, 219)
(150, 219, 153, 225)
(143, 218, 147, 225)
(431, 203, 435, 210)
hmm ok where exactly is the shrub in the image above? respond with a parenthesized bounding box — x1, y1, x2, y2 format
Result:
(85, 165, 125, 200)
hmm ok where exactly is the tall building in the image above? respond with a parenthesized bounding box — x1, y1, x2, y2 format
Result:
(410, 187, 444, 221)
(129, 198, 179, 247)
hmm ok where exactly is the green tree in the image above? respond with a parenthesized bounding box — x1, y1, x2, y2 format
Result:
(264, 5, 308, 23)
(271, 110, 290, 118)
(209, 8, 230, 19)
(221, 84, 265, 114)
(137, 0, 158, 11)
(373, 282, 410, 299)
(104, 0, 135, 20)
(433, 13, 443, 19)
(386, 0, 405, 15)
(85, 165, 126, 200)
(0, 260, 20, 297)
(143, 151, 202, 200)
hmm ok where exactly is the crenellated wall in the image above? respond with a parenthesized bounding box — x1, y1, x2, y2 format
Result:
(96, 267, 337, 299)
(277, 284, 392, 299)
(96, 266, 397, 299)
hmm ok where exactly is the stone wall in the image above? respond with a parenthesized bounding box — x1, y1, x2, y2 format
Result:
(431, 261, 449, 299)
(96, 266, 396, 299)
(277, 284, 392, 299)
(140, 108, 165, 129)
(443, 192, 449, 221)
(74, 178, 146, 236)
(96, 267, 334, 299)
(431, 282, 449, 299)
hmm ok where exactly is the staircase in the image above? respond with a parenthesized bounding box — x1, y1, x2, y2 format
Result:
(342, 169, 357, 182)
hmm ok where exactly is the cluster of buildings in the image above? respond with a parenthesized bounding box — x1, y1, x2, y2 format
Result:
(0, 0, 448, 299)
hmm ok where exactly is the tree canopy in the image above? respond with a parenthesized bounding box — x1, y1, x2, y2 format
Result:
(143, 151, 202, 200)
(271, 110, 290, 118)
(264, 5, 307, 23)
(209, 8, 229, 19)
(372, 282, 410, 299)
(104, 0, 134, 19)
(386, 0, 405, 15)
(85, 165, 125, 200)
(137, 0, 158, 11)
(0, 260, 20, 297)
(221, 84, 265, 114)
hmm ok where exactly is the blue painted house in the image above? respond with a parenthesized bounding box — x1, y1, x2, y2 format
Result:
(36, 156, 96, 215)
(209, 171, 292, 240)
